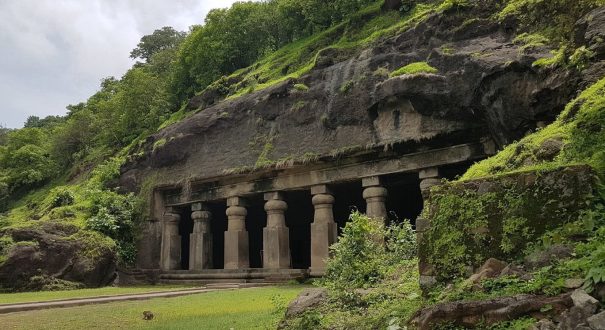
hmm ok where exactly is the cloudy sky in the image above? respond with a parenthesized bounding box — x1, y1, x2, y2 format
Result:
(0, 0, 244, 128)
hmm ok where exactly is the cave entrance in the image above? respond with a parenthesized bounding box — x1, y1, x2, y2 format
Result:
(177, 207, 193, 270)
(332, 180, 366, 235)
(382, 172, 423, 227)
(285, 190, 313, 269)
(246, 195, 266, 268)
(208, 201, 227, 269)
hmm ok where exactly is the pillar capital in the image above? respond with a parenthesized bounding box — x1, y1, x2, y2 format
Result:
(362, 186, 388, 200)
(192, 210, 211, 221)
(226, 205, 247, 217)
(419, 167, 440, 180)
(264, 199, 288, 213)
(362, 176, 382, 188)
(264, 191, 285, 201)
(227, 196, 248, 207)
(312, 193, 335, 206)
(163, 212, 181, 224)
(311, 184, 332, 195)
(191, 202, 209, 212)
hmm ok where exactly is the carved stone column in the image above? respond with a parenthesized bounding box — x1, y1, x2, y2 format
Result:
(362, 176, 388, 221)
(160, 209, 181, 271)
(417, 167, 441, 291)
(224, 197, 249, 269)
(263, 192, 290, 269)
(189, 203, 213, 271)
(310, 185, 337, 276)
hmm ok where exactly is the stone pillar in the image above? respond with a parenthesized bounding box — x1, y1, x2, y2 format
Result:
(417, 167, 442, 291)
(224, 197, 249, 269)
(189, 203, 213, 271)
(263, 192, 290, 269)
(310, 185, 337, 276)
(362, 176, 388, 221)
(160, 209, 181, 271)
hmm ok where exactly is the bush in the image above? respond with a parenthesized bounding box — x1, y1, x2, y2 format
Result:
(323, 212, 418, 291)
(50, 188, 75, 209)
(85, 189, 138, 265)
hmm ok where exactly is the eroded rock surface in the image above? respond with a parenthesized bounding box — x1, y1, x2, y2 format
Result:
(120, 1, 599, 193)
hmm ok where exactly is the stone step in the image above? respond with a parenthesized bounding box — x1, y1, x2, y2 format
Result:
(158, 269, 307, 285)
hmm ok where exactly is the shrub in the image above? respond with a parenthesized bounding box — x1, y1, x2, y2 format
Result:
(389, 62, 438, 77)
(50, 188, 75, 209)
(85, 189, 138, 265)
(323, 212, 417, 291)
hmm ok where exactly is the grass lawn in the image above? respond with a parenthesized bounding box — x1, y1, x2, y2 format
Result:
(0, 285, 194, 305)
(0, 285, 305, 329)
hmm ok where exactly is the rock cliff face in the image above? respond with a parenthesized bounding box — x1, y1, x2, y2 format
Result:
(120, 1, 593, 194)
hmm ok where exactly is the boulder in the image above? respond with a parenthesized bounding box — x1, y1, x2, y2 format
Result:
(500, 264, 532, 280)
(571, 289, 599, 314)
(536, 138, 564, 161)
(0, 222, 116, 291)
(531, 319, 556, 330)
(524, 245, 574, 270)
(410, 293, 572, 329)
(467, 258, 508, 283)
(285, 288, 327, 317)
(564, 278, 585, 290)
(587, 311, 605, 330)
(555, 306, 593, 330)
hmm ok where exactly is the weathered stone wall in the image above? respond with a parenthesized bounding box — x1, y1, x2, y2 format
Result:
(418, 165, 600, 283)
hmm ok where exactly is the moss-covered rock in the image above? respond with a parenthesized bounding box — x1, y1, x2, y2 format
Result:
(0, 221, 116, 292)
(420, 165, 600, 281)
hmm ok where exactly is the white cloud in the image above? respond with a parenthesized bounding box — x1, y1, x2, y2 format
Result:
(0, 0, 245, 128)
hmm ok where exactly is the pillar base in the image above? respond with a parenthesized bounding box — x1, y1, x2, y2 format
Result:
(189, 232, 212, 270)
(310, 221, 337, 271)
(224, 230, 249, 269)
(263, 226, 290, 269)
(160, 234, 181, 271)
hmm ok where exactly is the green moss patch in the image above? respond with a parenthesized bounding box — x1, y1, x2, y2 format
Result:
(389, 62, 438, 77)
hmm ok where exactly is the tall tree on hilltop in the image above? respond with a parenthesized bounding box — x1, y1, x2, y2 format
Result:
(130, 26, 186, 62)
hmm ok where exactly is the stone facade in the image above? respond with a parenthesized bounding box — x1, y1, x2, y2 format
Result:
(146, 141, 493, 280)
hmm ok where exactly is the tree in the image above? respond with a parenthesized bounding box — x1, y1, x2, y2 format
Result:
(129, 26, 186, 62)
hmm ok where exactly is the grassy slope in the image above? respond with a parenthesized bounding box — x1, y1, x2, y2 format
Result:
(0, 285, 191, 305)
(0, 286, 304, 330)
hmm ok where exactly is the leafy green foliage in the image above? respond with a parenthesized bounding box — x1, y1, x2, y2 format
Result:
(389, 62, 438, 77)
(285, 212, 421, 329)
(171, 0, 380, 105)
(497, 0, 605, 43)
(50, 188, 75, 209)
(129, 26, 186, 62)
(323, 212, 388, 290)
